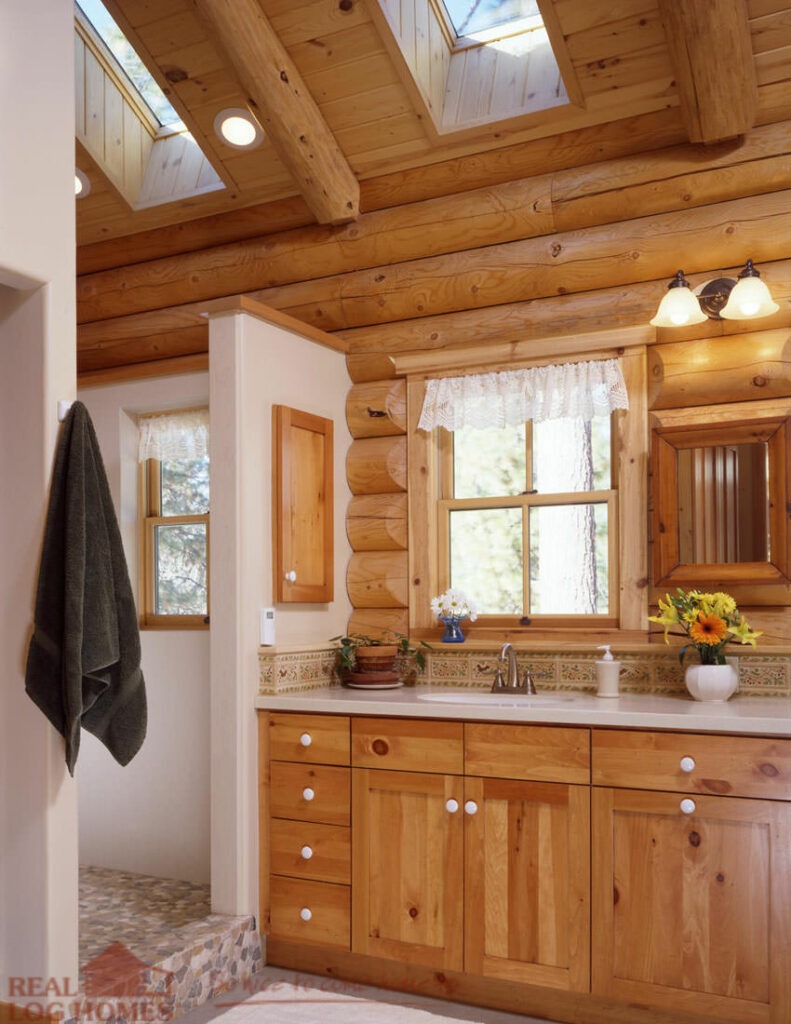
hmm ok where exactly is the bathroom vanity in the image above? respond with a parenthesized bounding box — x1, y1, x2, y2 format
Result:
(256, 689, 791, 1024)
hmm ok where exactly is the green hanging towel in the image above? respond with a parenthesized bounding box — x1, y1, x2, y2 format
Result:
(25, 401, 147, 774)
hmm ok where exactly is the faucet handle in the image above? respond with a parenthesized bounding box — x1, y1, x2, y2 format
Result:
(521, 669, 537, 695)
(491, 666, 506, 692)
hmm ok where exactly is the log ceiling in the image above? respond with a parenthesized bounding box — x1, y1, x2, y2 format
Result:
(76, 0, 791, 382)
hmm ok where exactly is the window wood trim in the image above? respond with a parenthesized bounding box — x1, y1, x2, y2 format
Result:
(406, 345, 648, 638)
(139, 461, 210, 630)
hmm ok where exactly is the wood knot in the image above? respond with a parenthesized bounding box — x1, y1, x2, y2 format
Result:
(760, 762, 780, 777)
(716, 873, 725, 883)
(702, 778, 732, 794)
(408, 906, 419, 918)
(435, 973, 446, 983)
(372, 738, 389, 756)
(280, 70, 289, 83)
(339, 0, 353, 8)
(688, 831, 701, 847)
(551, 242, 562, 257)
(163, 66, 188, 83)
(752, 375, 768, 387)
(613, 886, 619, 906)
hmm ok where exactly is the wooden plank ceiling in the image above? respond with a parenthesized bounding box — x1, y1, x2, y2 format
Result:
(76, 0, 791, 380)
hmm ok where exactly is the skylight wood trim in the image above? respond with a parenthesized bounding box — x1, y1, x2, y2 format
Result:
(75, 9, 159, 137)
(372, 0, 578, 140)
(535, 0, 584, 107)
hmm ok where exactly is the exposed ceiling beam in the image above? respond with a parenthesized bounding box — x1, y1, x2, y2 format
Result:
(657, 0, 758, 144)
(192, 0, 359, 225)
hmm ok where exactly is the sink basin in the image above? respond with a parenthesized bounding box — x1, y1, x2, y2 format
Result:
(417, 692, 577, 708)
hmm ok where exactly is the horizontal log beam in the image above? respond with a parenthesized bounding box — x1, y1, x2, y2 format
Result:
(77, 120, 791, 325)
(249, 190, 791, 332)
(77, 106, 686, 273)
(346, 380, 407, 438)
(648, 329, 791, 409)
(78, 353, 209, 389)
(193, 0, 359, 224)
(78, 325, 208, 373)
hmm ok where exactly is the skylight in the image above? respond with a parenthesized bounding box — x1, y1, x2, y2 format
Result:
(442, 0, 541, 37)
(76, 0, 183, 128)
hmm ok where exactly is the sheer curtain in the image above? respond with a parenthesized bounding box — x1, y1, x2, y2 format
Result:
(138, 408, 209, 463)
(417, 358, 628, 432)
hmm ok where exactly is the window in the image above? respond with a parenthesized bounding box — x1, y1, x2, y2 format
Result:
(76, 0, 184, 127)
(439, 417, 617, 624)
(441, 0, 541, 38)
(139, 409, 209, 628)
(415, 358, 630, 631)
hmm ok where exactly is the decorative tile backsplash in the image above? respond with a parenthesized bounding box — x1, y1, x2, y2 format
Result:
(259, 644, 791, 697)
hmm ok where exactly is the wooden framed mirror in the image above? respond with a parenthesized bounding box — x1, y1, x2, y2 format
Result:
(652, 413, 791, 587)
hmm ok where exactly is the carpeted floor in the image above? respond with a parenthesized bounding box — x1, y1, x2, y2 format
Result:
(175, 967, 553, 1024)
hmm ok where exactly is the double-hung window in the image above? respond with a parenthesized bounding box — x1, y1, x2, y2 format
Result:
(138, 408, 210, 628)
(420, 358, 629, 629)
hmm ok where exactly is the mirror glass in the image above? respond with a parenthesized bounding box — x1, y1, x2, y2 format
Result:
(676, 443, 769, 564)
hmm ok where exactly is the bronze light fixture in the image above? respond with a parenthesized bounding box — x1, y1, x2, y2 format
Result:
(651, 259, 779, 328)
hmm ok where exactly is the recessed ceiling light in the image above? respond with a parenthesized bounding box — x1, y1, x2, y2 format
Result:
(75, 168, 91, 198)
(213, 108, 264, 150)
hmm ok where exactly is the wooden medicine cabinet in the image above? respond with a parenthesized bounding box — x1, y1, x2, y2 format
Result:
(273, 405, 334, 603)
(651, 408, 791, 587)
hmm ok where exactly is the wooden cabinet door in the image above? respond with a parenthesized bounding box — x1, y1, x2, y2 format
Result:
(592, 787, 791, 1024)
(272, 404, 333, 603)
(464, 777, 590, 992)
(352, 767, 463, 970)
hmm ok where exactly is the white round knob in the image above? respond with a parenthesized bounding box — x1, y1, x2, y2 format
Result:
(300, 733, 312, 747)
(285, 570, 297, 583)
(680, 798, 696, 815)
(299, 907, 312, 922)
(464, 800, 478, 815)
(301, 845, 313, 860)
(302, 787, 315, 801)
(680, 756, 696, 773)
(445, 799, 459, 813)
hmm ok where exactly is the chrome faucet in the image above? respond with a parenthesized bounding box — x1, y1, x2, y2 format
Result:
(491, 643, 537, 694)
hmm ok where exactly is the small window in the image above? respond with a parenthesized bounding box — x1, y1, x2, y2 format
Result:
(441, 0, 541, 37)
(139, 409, 209, 628)
(438, 416, 618, 625)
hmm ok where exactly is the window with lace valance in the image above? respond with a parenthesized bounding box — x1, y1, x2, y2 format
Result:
(416, 358, 630, 627)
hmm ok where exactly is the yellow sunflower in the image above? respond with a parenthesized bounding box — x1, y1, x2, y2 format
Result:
(689, 613, 728, 647)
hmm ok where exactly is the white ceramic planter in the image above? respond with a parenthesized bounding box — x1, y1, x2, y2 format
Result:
(685, 663, 738, 703)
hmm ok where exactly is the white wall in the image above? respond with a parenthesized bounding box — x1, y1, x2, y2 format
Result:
(0, 0, 77, 994)
(77, 374, 211, 884)
(209, 310, 352, 915)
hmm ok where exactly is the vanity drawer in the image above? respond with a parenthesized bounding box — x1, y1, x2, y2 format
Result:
(270, 819, 350, 884)
(269, 876, 350, 948)
(269, 713, 350, 765)
(465, 723, 590, 784)
(592, 729, 791, 801)
(351, 717, 464, 774)
(270, 762, 350, 825)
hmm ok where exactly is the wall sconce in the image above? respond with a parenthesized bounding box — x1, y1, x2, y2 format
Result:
(651, 259, 779, 328)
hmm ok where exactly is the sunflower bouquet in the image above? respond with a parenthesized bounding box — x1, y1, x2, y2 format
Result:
(649, 589, 761, 665)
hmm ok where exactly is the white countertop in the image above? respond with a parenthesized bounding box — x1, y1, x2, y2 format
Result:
(255, 685, 791, 736)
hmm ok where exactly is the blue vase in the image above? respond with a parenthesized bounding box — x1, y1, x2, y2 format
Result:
(439, 615, 466, 643)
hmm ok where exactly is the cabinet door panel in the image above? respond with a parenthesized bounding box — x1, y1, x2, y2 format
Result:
(352, 768, 463, 970)
(593, 787, 791, 1024)
(465, 777, 590, 992)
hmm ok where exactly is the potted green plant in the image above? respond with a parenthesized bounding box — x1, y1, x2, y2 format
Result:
(330, 631, 431, 686)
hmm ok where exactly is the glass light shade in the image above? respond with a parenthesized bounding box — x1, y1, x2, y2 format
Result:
(74, 168, 91, 198)
(650, 286, 707, 327)
(720, 275, 779, 320)
(213, 108, 263, 149)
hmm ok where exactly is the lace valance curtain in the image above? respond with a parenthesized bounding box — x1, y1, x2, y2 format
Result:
(417, 358, 629, 432)
(138, 408, 209, 462)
